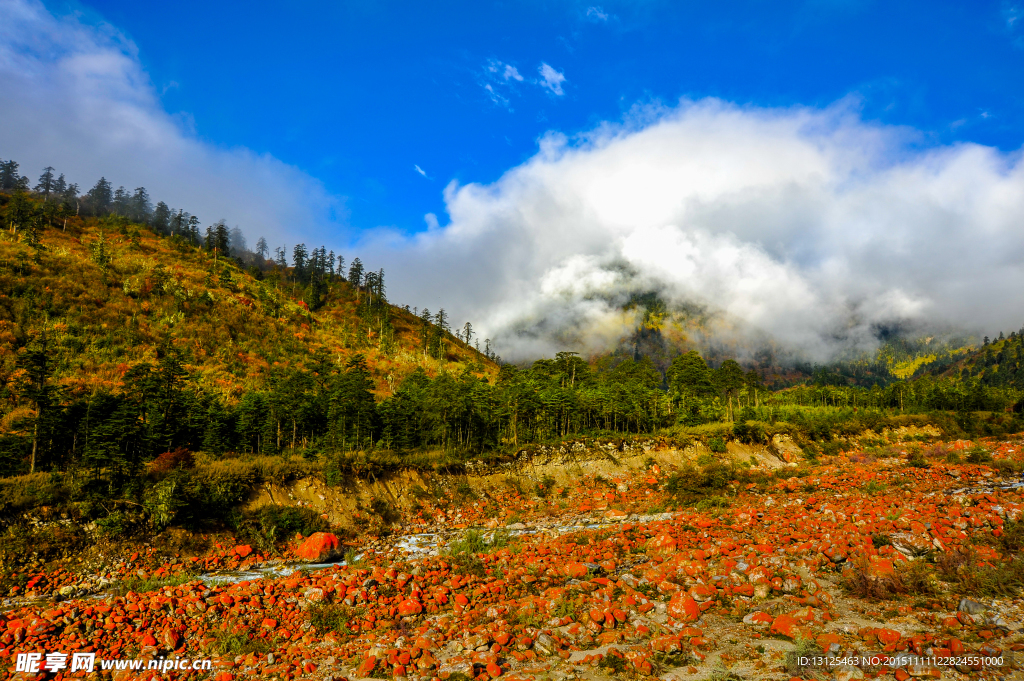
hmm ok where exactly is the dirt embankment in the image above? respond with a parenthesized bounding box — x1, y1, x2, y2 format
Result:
(246, 435, 807, 528)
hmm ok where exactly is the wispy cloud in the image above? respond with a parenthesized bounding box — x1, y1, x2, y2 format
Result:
(585, 6, 610, 22)
(1004, 2, 1022, 28)
(483, 83, 511, 110)
(537, 63, 566, 96)
(480, 59, 525, 110)
(0, 0, 345, 246)
(414, 164, 428, 178)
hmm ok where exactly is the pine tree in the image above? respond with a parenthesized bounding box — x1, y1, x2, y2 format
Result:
(130, 187, 152, 222)
(187, 215, 201, 244)
(5, 190, 34, 234)
(292, 243, 308, 282)
(17, 330, 56, 474)
(348, 257, 364, 287)
(153, 202, 171, 232)
(215, 221, 230, 258)
(86, 177, 113, 214)
(256, 237, 269, 259)
(35, 167, 56, 199)
(112, 186, 129, 215)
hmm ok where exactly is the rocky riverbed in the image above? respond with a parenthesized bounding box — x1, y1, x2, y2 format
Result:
(2, 438, 1024, 681)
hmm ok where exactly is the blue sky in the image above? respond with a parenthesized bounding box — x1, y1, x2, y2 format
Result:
(59, 0, 1024, 232)
(5, 0, 1024, 358)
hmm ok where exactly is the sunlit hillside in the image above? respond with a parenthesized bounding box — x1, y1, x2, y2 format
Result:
(0, 193, 496, 448)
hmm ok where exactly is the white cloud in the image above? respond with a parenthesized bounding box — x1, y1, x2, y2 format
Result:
(362, 98, 1024, 362)
(414, 164, 427, 177)
(537, 63, 566, 96)
(481, 59, 526, 109)
(585, 6, 610, 22)
(0, 0, 344, 246)
(502, 64, 523, 82)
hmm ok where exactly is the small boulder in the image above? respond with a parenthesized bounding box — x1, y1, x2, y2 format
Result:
(958, 598, 987, 615)
(295, 532, 342, 562)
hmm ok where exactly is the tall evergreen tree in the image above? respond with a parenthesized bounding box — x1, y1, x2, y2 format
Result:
(85, 177, 113, 214)
(130, 187, 152, 222)
(152, 201, 171, 232)
(214, 221, 230, 258)
(292, 243, 308, 281)
(17, 330, 57, 474)
(348, 257, 364, 288)
(35, 167, 56, 199)
(112, 186, 129, 215)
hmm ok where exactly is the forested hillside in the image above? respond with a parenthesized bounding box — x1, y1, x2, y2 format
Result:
(0, 158, 500, 477)
(3, 156, 1024, 485)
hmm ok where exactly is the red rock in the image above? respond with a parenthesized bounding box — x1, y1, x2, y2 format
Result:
(689, 584, 716, 602)
(234, 545, 253, 558)
(647, 534, 677, 556)
(398, 599, 423, 616)
(295, 532, 341, 562)
(261, 618, 277, 629)
(667, 594, 700, 622)
(563, 562, 588, 579)
(487, 661, 503, 677)
(742, 611, 773, 626)
(357, 656, 378, 676)
(770, 614, 804, 639)
(877, 629, 901, 646)
(160, 629, 180, 650)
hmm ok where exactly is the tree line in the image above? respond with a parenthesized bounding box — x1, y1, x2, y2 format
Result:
(0, 346, 766, 478)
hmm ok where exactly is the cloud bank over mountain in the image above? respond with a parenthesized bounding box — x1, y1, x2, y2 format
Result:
(366, 99, 1024, 361)
(4, 0, 1024, 364)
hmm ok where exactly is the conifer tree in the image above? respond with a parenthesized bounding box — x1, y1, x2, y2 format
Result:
(35, 167, 56, 199)
(86, 177, 113, 214)
(153, 202, 171, 232)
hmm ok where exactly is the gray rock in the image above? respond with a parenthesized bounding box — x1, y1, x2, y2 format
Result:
(958, 598, 987, 615)
(362, 578, 379, 588)
(534, 633, 557, 656)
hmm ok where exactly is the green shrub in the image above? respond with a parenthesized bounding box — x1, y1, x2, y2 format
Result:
(966, 446, 993, 465)
(708, 437, 727, 453)
(111, 574, 194, 597)
(733, 420, 768, 445)
(308, 602, 363, 634)
(694, 496, 731, 512)
(666, 462, 733, 506)
(207, 630, 273, 656)
(536, 474, 556, 498)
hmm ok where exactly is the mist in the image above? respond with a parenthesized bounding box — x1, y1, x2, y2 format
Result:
(0, 0, 343, 247)
(365, 98, 1024, 363)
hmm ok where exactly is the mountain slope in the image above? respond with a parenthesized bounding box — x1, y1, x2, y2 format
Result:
(0, 197, 495, 433)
